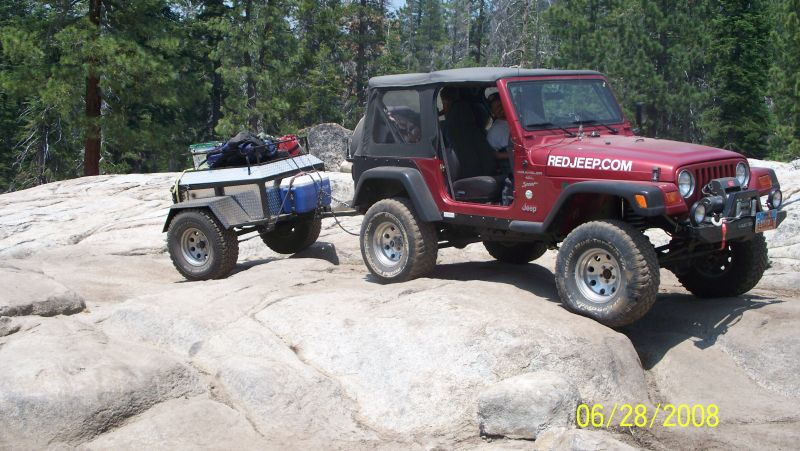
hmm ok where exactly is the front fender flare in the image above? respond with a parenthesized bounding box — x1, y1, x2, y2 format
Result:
(510, 180, 666, 234)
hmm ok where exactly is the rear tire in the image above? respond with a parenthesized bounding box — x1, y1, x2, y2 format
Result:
(484, 241, 548, 264)
(674, 235, 768, 298)
(167, 209, 239, 281)
(555, 220, 659, 327)
(360, 197, 438, 283)
(261, 217, 322, 254)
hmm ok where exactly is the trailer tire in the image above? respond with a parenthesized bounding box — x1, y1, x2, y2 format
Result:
(261, 217, 322, 254)
(167, 209, 239, 281)
(361, 197, 437, 283)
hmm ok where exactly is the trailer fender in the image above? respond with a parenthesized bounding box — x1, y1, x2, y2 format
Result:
(163, 196, 250, 232)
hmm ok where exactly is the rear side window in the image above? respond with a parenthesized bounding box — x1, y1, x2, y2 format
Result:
(372, 90, 422, 144)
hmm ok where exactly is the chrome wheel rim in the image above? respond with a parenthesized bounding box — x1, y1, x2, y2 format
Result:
(180, 227, 211, 266)
(575, 248, 621, 304)
(373, 221, 405, 268)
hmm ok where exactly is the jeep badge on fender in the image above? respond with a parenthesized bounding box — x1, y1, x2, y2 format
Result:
(349, 67, 786, 327)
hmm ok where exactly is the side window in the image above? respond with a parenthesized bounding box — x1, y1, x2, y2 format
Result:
(372, 90, 422, 144)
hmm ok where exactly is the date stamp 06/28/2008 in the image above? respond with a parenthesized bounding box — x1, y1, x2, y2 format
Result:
(576, 403, 720, 429)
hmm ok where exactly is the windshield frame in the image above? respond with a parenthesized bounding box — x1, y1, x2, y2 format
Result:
(501, 75, 626, 133)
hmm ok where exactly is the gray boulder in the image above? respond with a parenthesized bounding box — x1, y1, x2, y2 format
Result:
(0, 317, 204, 448)
(0, 265, 85, 317)
(307, 123, 352, 172)
(477, 372, 580, 439)
(328, 172, 355, 206)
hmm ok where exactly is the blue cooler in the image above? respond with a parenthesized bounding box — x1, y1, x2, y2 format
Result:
(279, 173, 331, 213)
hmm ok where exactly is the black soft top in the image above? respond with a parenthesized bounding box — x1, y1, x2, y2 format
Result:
(368, 67, 603, 89)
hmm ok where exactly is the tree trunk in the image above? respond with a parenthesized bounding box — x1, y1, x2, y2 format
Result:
(355, 0, 368, 107)
(37, 123, 48, 185)
(84, 0, 102, 176)
(244, 0, 258, 131)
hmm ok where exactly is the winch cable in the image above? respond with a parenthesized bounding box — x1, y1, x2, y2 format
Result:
(287, 156, 360, 237)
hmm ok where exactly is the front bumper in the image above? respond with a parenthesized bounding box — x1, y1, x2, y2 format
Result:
(690, 209, 786, 243)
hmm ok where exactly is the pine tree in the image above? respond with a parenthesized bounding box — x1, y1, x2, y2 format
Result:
(768, 0, 800, 161)
(0, 0, 86, 189)
(343, 0, 387, 123)
(212, 0, 297, 136)
(704, 0, 771, 157)
(287, 0, 348, 127)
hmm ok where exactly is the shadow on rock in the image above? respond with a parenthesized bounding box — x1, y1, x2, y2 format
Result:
(289, 242, 340, 265)
(623, 293, 783, 369)
(399, 260, 561, 303)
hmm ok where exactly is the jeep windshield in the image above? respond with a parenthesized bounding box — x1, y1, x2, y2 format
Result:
(508, 79, 623, 132)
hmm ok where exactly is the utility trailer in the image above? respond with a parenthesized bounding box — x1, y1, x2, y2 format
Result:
(163, 153, 355, 280)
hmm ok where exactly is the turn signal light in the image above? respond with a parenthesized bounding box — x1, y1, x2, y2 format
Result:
(758, 174, 772, 190)
(634, 194, 648, 208)
(664, 191, 682, 206)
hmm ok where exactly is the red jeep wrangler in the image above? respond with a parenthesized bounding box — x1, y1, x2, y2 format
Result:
(349, 67, 786, 327)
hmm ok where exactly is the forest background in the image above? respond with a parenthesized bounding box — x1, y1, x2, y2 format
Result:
(0, 0, 798, 191)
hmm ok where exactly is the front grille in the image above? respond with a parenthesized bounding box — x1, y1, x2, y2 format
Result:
(695, 163, 736, 191)
(689, 162, 737, 201)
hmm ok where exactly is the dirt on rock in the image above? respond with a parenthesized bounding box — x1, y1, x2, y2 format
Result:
(0, 163, 798, 450)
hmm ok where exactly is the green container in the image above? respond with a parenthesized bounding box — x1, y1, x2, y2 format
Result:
(189, 141, 224, 169)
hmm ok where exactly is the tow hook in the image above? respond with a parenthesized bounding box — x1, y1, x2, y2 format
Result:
(711, 216, 728, 250)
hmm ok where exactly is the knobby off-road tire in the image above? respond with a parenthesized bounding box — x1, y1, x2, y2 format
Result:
(261, 217, 322, 254)
(167, 209, 239, 281)
(484, 241, 548, 264)
(555, 220, 659, 327)
(361, 197, 438, 283)
(674, 234, 768, 298)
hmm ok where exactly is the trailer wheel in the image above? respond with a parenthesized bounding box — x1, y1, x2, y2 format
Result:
(167, 209, 239, 281)
(261, 217, 322, 254)
(361, 197, 438, 283)
(555, 220, 659, 327)
(484, 241, 548, 264)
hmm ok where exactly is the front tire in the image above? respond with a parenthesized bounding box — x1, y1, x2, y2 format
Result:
(167, 209, 239, 281)
(674, 235, 768, 298)
(360, 197, 438, 283)
(555, 220, 659, 327)
(484, 241, 548, 264)
(261, 217, 322, 254)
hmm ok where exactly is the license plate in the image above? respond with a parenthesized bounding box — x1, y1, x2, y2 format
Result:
(755, 210, 778, 233)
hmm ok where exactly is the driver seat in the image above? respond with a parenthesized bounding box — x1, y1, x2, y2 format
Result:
(443, 100, 504, 203)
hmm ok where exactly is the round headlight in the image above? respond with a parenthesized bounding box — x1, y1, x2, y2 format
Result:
(736, 162, 749, 187)
(769, 189, 783, 209)
(691, 201, 707, 225)
(678, 170, 695, 198)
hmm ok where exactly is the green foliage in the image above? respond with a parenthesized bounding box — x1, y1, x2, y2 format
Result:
(767, 0, 800, 161)
(545, 0, 712, 143)
(704, 0, 772, 158)
(1, 0, 798, 192)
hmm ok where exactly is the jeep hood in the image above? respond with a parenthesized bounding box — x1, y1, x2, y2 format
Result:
(542, 135, 745, 181)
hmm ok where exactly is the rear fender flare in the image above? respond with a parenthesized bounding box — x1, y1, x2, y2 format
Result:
(353, 167, 442, 222)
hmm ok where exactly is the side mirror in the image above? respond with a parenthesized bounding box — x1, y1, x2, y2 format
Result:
(634, 102, 647, 129)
